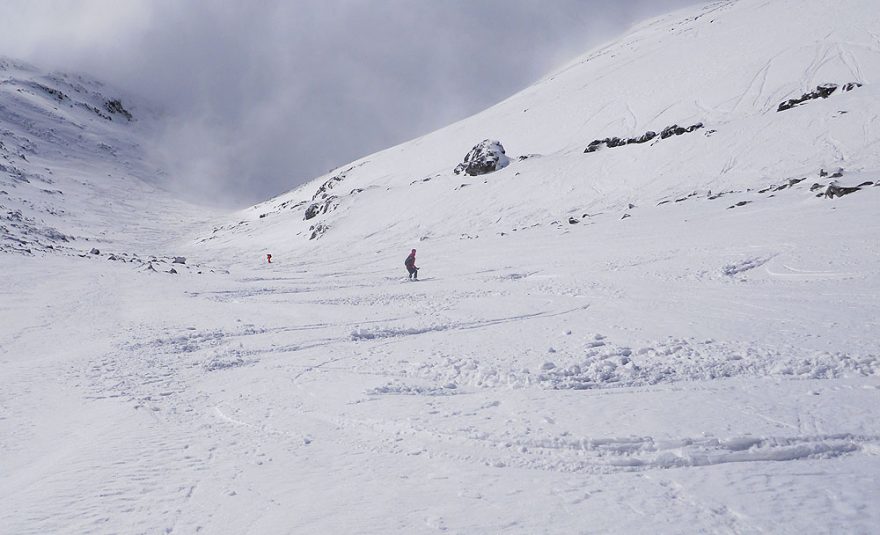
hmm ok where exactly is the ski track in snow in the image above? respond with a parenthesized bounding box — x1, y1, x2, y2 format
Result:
(5, 212, 878, 533)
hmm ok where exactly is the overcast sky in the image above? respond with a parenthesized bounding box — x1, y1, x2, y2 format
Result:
(1, 0, 700, 206)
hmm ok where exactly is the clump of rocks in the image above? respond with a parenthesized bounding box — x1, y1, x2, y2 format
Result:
(454, 140, 510, 176)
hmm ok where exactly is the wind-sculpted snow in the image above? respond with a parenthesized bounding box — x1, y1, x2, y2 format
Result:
(389, 336, 878, 393)
(203, 348, 249, 371)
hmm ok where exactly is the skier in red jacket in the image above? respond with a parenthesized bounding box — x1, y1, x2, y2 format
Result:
(404, 249, 418, 280)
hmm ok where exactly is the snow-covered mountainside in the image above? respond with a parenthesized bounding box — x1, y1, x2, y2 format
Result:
(0, 58, 207, 264)
(2, 1, 879, 533)
(201, 0, 880, 256)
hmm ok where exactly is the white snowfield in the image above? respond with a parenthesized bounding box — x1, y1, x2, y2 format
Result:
(2, 0, 880, 533)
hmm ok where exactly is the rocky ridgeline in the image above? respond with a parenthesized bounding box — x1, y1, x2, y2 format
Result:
(454, 139, 510, 176)
(584, 123, 705, 153)
(777, 82, 863, 112)
(22, 79, 133, 122)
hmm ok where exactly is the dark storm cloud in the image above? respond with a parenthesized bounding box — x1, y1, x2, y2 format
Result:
(1, 0, 701, 206)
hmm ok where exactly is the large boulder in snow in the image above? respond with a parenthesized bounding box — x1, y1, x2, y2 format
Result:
(454, 139, 510, 176)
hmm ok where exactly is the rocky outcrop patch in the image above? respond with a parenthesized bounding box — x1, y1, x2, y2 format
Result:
(777, 82, 862, 112)
(105, 99, 133, 121)
(454, 139, 510, 176)
(584, 123, 704, 153)
(309, 222, 329, 240)
(823, 181, 874, 198)
(29, 82, 69, 102)
(798, 168, 876, 198)
(301, 163, 368, 222)
(304, 196, 338, 221)
(1, 207, 72, 254)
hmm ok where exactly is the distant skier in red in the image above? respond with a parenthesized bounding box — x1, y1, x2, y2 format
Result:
(404, 249, 418, 280)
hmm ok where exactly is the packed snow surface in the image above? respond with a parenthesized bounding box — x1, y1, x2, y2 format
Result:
(2, 0, 880, 533)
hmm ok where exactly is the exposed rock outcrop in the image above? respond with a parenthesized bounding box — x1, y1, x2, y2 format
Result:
(777, 83, 862, 112)
(454, 140, 510, 176)
(304, 196, 338, 221)
(309, 222, 329, 240)
(105, 99, 133, 121)
(300, 164, 366, 222)
(823, 181, 873, 198)
(584, 123, 703, 153)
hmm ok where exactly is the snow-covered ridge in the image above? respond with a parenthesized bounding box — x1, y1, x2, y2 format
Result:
(199, 0, 880, 257)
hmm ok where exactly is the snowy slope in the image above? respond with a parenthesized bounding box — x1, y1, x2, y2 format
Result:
(2, 1, 880, 534)
(0, 57, 208, 259)
(200, 0, 880, 256)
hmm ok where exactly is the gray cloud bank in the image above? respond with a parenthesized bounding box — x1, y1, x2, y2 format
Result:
(1, 0, 700, 206)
